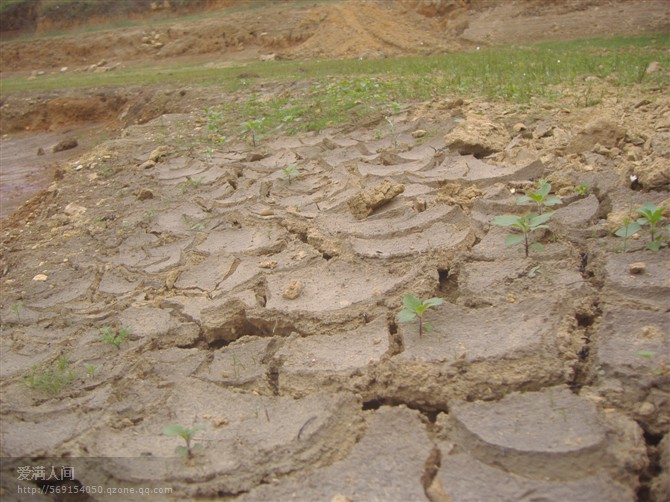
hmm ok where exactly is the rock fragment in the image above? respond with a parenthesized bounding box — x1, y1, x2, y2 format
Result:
(347, 179, 405, 219)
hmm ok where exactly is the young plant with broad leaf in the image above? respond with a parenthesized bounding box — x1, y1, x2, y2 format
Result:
(516, 179, 561, 214)
(396, 293, 444, 337)
(162, 424, 206, 459)
(636, 202, 668, 251)
(492, 212, 553, 257)
(281, 163, 300, 184)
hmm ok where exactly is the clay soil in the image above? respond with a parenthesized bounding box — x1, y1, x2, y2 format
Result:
(1, 1, 669, 501)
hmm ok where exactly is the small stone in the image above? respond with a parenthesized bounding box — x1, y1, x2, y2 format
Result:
(513, 122, 527, 133)
(645, 61, 660, 74)
(64, 203, 87, 218)
(137, 188, 154, 201)
(149, 145, 170, 162)
(52, 137, 78, 153)
(32, 274, 48, 281)
(258, 208, 274, 216)
(258, 260, 277, 269)
(282, 279, 303, 300)
(413, 198, 427, 212)
(629, 262, 646, 275)
(36, 147, 45, 156)
(412, 129, 427, 138)
(213, 416, 229, 427)
(637, 402, 655, 416)
(139, 159, 156, 169)
(330, 496, 352, 502)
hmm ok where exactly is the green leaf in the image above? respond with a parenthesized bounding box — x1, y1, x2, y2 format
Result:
(529, 212, 553, 226)
(636, 350, 656, 358)
(163, 424, 189, 438)
(543, 196, 562, 206)
(492, 215, 522, 227)
(536, 182, 551, 198)
(615, 222, 642, 237)
(516, 195, 533, 205)
(422, 297, 444, 308)
(645, 240, 664, 251)
(505, 234, 525, 246)
(530, 242, 544, 252)
(402, 294, 422, 311)
(174, 445, 189, 457)
(423, 322, 433, 333)
(396, 309, 417, 323)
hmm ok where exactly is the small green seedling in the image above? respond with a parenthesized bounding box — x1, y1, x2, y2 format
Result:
(162, 424, 206, 459)
(10, 301, 23, 321)
(492, 212, 553, 257)
(281, 163, 300, 184)
(100, 327, 129, 350)
(83, 363, 98, 377)
(179, 177, 203, 192)
(241, 118, 264, 147)
(636, 202, 667, 251)
(576, 183, 590, 196)
(24, 355, 76, 395)
(396, 294, 444, 337)
(614, 216, 642, 252)
(516, 179, 561, 214)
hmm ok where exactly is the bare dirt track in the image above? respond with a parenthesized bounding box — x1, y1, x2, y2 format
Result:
(1, 1, 669, 501)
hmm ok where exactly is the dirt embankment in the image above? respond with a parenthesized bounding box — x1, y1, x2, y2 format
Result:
(2, 0, 669, 75)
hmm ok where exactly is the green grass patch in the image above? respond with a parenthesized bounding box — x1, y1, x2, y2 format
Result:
(3, 34, 668, 142)
(23, 355, 77, 395)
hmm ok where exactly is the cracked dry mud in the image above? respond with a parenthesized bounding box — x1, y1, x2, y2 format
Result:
(1, 89, 669, 501)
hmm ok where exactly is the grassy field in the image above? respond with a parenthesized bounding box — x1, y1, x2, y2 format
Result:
(2, 34, 668, 142)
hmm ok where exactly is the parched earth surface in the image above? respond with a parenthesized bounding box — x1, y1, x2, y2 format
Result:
(1, 1, 670, 501)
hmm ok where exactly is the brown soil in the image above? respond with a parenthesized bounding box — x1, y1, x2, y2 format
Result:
(1, 1, 669, 501)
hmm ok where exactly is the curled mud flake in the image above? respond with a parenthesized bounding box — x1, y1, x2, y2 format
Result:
(628, 262, 646, 275)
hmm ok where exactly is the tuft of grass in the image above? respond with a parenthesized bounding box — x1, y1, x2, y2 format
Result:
(24, 355, 77, 395)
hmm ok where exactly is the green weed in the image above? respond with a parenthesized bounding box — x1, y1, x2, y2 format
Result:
(615, 202, 668, 251)
(24, 355, 76, 395)
(516, 179, 561, 214)
(100, 326, 129, 350)
(10, 301, 23, 321)
(281, 163, 300, 184)
(162, 424, 206, 459)
(492, 212, 553, 257)
(396, 294, 444, 337)
(179, 177, 204, 192)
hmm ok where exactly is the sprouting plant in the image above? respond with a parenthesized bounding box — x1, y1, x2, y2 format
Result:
(385, 116, 398, 148)
(179, 177, 203, 192)
(281, 163, 300, 184)
(636, 202, 667, 251)
(637, 350, 670, 376)
(516, 179, 561, 214)
(24, 355, 76, 395)
(492, 212, 553, 257)
(203, 108, 226, 144)
(241, 118, 264, 147)
(10, 301, 23, 321)
(83, 363, 98, 377)
(614, 216, 641, 253)
(576, 183, 590, 196)
(100, 326, 129, 350)
(396, 294, 444, 337)
(615, 202, 668, 252)
(162, 424, 206, 459)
